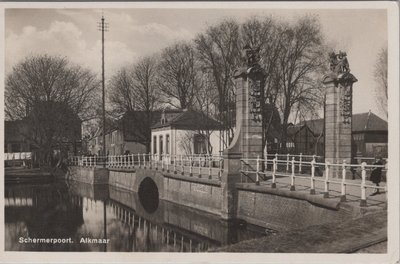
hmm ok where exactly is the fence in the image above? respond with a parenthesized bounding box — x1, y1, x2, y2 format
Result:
(68, 153, 224, 181)
(4, 152, 32, 161)
(241, 156, 388, 207)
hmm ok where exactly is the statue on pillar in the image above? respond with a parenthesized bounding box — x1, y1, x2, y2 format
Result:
(324, 51, 358, 124)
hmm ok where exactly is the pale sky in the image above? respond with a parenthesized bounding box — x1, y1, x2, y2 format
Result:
(5, 8, 387, 119)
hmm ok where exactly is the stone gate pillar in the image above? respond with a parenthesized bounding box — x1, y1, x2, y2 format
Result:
(323, 51, 357, 178)
(221, 45, 265, 219)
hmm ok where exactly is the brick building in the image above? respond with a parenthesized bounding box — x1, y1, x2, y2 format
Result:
(287, 111, 387, 158)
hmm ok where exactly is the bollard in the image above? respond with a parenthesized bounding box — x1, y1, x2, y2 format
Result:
(256, 155, 260, 185)
(323, 162, 330, 198)
(290, 157, 295, 191)
(360, 162, 367, 207)
(272, 158, 277, 188)
(310, 157, 316, 194)
(341, 161, 347, 202)
(299, 153, 303, 173)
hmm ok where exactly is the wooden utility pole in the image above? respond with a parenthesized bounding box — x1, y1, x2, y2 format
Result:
(98, 15, 108, 161)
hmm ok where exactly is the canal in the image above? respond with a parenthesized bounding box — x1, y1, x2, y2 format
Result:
(5, 180, 268, 252)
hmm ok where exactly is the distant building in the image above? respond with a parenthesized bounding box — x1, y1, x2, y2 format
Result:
(287, 111, 388, 158)
(87, 111, 164, 156)
(4, 120, 31, 153)
(151, 109, 223, 157)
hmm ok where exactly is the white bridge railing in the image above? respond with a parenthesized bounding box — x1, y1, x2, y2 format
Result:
(4, 152, 32, 161)
(69, 154, 224, 181)
(241, 155, 388, 207)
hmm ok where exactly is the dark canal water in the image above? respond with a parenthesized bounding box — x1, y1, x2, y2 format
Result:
(5, 180, 266, 252)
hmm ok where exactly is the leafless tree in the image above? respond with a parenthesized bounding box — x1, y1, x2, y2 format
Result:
(157, 42, 198, 109)
(274, 16, 327, 152)
(108, 56, 161, 152)
(5, 54, 100, 166)
(194, 19, 241, 147)
(374, 47, 388, 119)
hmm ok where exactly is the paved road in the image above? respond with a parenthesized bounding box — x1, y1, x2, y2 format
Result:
(213, 211, 387, 253)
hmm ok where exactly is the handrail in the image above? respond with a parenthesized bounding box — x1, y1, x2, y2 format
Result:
(240, 156, 388, 207)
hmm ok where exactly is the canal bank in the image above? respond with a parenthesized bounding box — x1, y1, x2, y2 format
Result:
(212, 211, 387, 253)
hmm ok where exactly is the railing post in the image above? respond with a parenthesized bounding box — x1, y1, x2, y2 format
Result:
(138, 154, 141, 167)
(189, 156, 193, 176)
(310, 156, 316, 194)
(323, 162, 330, 198)
(341, 161, 347, 202)
(181, 155, 184, 175)
(360, 162, 367, 207)
(161, 154, 164, 171)
(208, 155, 212, 179)
(198, 156, 202, 178)
(143, 153, 146, 168)
(290, 157, 295, 191)
(173, 155, 177, 174)
(299, 153, 302, 174)
(166, 154, 170, 172)
(271, 158, 277, 188)
(286, 153, 290, 172)
(218, 158, 222, 180)
(256, 155, 260, 185)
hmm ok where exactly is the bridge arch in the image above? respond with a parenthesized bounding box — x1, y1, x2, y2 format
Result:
(138, 177, 160, 214)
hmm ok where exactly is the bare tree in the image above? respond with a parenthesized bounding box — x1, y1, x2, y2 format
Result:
(108, 56, 161, 152)
(374, 47, 388, 118)
(194, 19, 241, 147)
(5, 54, 99, 166)
(157, 42, 198, 109)
(108, 67, 136, 115)
(274, 16, 327, 152)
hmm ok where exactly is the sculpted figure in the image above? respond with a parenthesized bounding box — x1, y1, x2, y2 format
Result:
(329, 51, 350, 76)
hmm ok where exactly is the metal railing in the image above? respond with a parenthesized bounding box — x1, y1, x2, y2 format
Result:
(68, 153, 224, 181)
(4, 152, 32, 161)
(241, 156, 388, 207)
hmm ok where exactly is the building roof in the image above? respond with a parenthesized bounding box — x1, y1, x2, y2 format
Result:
(288, 111, 387, 137)
(352, 111, 388, 132)
(152, 109, 222, 130)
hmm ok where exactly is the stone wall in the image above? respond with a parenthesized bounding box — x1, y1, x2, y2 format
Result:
(236, 187, 362, 231)
(67, 166, 109, 184)
(163, 176, 222, 215)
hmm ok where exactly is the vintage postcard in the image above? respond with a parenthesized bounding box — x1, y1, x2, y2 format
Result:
(0, 1, 398, 263)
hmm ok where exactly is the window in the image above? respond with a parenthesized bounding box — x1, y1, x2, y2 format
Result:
(166, 134, 170, 154)
(194, 134, 207, 154)
(153, 135, 157, 154)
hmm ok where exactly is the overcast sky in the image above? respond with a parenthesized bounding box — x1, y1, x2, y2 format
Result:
(5, 8, 387, 118)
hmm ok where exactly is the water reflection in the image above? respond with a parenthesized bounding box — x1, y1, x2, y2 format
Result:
(5, 181, 265, 252)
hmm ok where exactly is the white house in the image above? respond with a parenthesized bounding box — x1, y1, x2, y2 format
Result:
(151, 109, 223, 158)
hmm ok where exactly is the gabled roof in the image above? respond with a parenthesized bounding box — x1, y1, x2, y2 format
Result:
(152, 110, 222, 130)
(289, 111, 387, 137)
(352, 111, 388, 132)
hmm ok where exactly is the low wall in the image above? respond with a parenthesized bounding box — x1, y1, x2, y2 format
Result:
(163, 174, 222, 215)
(236, 184, 365, 231)
(67, 166, 108, 184)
